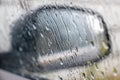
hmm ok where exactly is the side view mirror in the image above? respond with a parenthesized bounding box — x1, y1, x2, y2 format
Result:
(0, 5, 111, 79)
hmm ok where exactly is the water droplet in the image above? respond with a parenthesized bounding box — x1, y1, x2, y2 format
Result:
(58, 76, 63, 80)
(27, 31, 32, 36)
(113, 67, 118, 76)
(45, 27, 50, 31)
(55, 12, 58, 16)
(70, 2, 72, 5)
(82, 73, 87, 80)
(48, 60, 52, 64)
(73, 77, 76, 80)
(103, 43, 109, 50)
(75, 47, 78, 52)
(40, 33, 44, 38)
(90, 72, 95, 80)
(68, 30, 70, 33)
(90, 41, 94, 46)
(94, 63, 99, 71)
(33, 24, 37, 30)
(74, 52, 77, 56)
(48, 39, 52, 47)
(100, 42, 109, 55)
(19, 47, 23, 52)
(71, 56, 74, 59)
(60, 62, 63, 65)
(59, 58, 63, 65)
(100, 71, 104, 76)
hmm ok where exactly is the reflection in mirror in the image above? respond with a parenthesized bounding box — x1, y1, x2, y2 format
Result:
(0, 5, 111, 79)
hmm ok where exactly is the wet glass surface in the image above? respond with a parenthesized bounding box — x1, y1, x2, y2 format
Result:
(0, 0, 120, 80)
